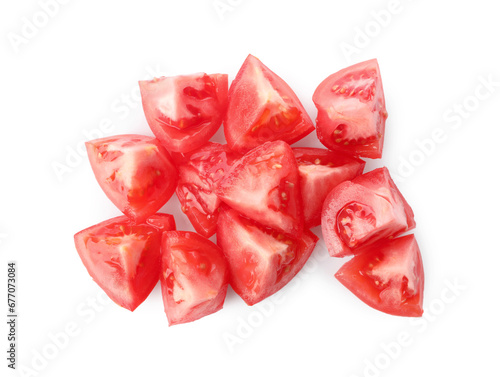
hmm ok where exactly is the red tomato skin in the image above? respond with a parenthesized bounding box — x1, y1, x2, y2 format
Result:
(217, 207, 318, 306)
(161, 231, 229, 326)
(313, 59, 387, 158)
(215, 140, 304, 236)
(321, 167, 413, 257)
(74, 215, 162, 312)
(86, 135, 178, 224)
(293, 147, 365, 228)
(225, 54, 315, 154)
(335, 234, 424, 317)
(140, 73, 228, 153)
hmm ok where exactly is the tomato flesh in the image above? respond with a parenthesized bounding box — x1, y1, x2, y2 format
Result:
(86, 135, 178, 223)
(322, 168, 414, 257)
(217, 207, 318, 305)
(335, 234, 424, 317)
(215, 140, 303, 236)
(313, 59, 387, 158)
(74, 216, 162, 311)
(139, 73, 228, 153)
(225, 55, 315, 153)
(293, 147, 365, 228)
(161, 231, 229, 325)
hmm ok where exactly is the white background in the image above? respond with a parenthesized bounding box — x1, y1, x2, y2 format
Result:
(1, 1, 500, 376)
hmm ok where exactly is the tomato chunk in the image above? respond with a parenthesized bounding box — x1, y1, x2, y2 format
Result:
(322, 167, 414, 257)
(225, 55, 315, 153)
(217, 207, 318, 306)
(293, 147, 365, 228)
(335, 234, 424, 317)
(173, 143, 240, 237)
(140, 73, 228, 153)
(74, 216, 163, 311)
(86, 135, 178, 224)
(313, 59, 387, 158)
(215, 140, 303, 236)
(161, 231, 229, 325)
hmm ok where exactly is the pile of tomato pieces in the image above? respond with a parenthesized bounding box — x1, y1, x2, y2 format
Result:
(74, 55, 424, 325)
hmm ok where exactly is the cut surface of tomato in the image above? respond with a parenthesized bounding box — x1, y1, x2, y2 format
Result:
(225, 55, 314, 153)
(86, 135, 178, 224)
(335, 234, 424, 317)
(321, 168, 414, 257)
(215, 140, 303, 236)
(313, 59, 387, 158)
(74, 216, 162, 311)
(161, 231, 229, 325)
(173, 143, 240, 237)
(217, 207, 318, 306)
(140, 73, 228, 153)
(293, 147, 365, 228)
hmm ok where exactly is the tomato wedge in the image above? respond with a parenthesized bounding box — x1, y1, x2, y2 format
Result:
(161, 231, 229, 325)
(173, 143, 240, 237)
(293, 147, 365, 228)
(313, 59, 387, 158)
(335, 234, 424, 317)
(139, 73, 228, 153)
(225, 54, 315, 153)
(215, 140, 303, 236)
(74, 215, 163, 311)
(217, 207, 318, 306)
(322, 168, 414, 257)
(86, 135, 178, 224)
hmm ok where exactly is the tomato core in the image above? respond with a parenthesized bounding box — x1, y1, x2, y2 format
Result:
(336, 202, 376, 248)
